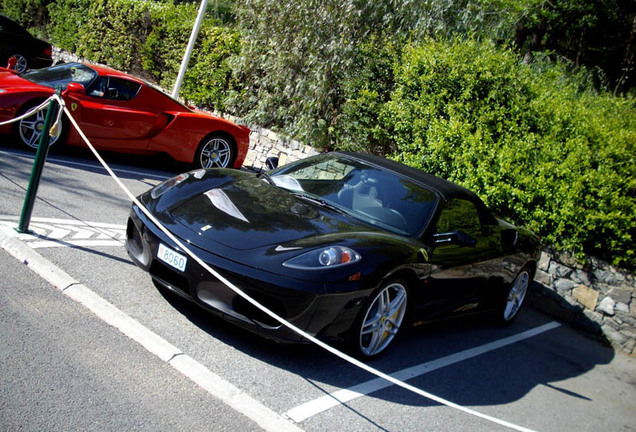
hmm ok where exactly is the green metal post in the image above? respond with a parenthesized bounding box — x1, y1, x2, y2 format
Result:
(16, 93, 59, 233)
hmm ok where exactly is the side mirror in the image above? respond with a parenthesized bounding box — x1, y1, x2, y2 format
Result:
(433, 231, 477, 248)
(64, 82, 85, 96)
(265, 156, 279, 170)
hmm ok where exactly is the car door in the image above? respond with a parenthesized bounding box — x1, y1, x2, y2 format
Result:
(415, 197, 502, 320)
(65, 76, 163, 150)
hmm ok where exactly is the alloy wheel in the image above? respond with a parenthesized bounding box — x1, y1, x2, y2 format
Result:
(503, 270, 529, 321)
(19, 107, 61, 149)
(359, 281, 408, 357)
(198, 136, 232, 168)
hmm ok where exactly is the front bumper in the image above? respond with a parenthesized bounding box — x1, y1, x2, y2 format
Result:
(125, 205, 371, 344)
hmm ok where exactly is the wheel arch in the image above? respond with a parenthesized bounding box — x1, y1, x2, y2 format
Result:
(194, 130, 238, 168)
(520, 259, 537, 280)
(382, 267, 419, 300)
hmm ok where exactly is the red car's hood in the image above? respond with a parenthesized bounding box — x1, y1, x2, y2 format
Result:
(0, 70, 52, 93)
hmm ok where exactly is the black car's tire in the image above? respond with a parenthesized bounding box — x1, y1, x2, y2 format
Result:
(348, 278, 409, 360)
(498, 266, 533, 324)
(11, 54, 28, 73)
(13, 100, 66, 150)
(194, 133, 236, 169)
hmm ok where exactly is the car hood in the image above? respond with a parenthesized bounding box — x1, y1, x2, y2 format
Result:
(168, 175, 373, 251)
(0, 70, 51, 92)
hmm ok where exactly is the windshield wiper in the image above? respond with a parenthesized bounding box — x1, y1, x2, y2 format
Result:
(257, 171, 276, 186)
(292, 193, 350, 216)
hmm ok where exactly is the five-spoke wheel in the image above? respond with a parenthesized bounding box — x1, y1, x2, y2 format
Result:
(501, 268, 531, 323)
(195, 134, 235, 169)
(10, 54, 28, 73)
(353, 280, 408, 359)
(15, 102, 63, 150)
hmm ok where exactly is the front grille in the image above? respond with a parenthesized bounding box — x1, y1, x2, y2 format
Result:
(149, 260, 190, 297)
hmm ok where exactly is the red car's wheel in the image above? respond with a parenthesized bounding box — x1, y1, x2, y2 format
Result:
(13, 101, 65, 150)
(195, 134, 236, 169)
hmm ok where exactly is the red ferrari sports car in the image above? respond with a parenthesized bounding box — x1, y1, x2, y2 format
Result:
(0, 62, 250, 169)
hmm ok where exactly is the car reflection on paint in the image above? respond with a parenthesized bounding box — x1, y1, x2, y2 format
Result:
(126, 152, 541, 359)
(0, 15, 53, 73)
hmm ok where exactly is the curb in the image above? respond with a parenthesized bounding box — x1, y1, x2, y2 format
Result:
(0, 226, 304, 432)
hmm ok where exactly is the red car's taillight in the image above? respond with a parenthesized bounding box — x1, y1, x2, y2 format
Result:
(44, 45, 52, 57)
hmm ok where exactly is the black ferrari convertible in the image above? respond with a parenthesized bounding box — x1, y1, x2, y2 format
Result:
(126, 152, 541, 358)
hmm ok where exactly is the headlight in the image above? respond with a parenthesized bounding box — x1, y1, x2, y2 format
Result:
(150, 172, 190, 199)
(283, 246, 361, 270)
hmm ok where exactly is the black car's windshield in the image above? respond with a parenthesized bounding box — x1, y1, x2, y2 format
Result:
(270, 154, 437, 235)
(21, 62, 98, 90)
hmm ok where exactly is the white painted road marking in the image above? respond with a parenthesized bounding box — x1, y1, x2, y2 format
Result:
(0, 216, 126, 249)
(0, 226, 304, 432)
(285, 321, 562, 422)
(1, 216, 559, 431)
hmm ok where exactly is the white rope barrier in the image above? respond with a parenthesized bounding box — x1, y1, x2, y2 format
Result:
(0, 96, 53, 126)
(20, 93, 537, 432)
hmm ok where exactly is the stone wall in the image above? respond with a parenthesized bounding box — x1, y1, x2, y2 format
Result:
(531, 251, 636, 355)
(239, 125, 320, 170)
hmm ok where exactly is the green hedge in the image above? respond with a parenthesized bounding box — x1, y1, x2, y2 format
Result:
(46, 0, 239, 111)
(375, 39, 636, 269)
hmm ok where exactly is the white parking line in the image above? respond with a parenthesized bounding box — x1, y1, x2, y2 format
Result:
(285, 321, 561, 423)
(0, 216, 126, 249)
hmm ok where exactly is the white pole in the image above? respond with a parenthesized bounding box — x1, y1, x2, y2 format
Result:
(172, 0, 209, 99)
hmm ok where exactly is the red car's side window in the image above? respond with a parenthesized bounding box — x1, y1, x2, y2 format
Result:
(88, 77, 141, 102)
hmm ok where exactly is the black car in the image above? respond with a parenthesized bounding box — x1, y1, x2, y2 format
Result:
(0, 15, 53, 73)
(126, 152, 541, 358)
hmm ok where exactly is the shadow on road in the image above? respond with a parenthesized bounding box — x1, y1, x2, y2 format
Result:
(154, 280, 615, 410)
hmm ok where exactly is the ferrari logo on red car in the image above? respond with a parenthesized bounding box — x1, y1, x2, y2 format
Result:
(71, 103, 78, 111)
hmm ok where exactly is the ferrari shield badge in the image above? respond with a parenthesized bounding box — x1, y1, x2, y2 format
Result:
(71, 103, 78, 111)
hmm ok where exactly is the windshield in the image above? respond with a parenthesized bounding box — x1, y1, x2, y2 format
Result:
(21, 62, 98, 90)
(270, 154, 438, 235)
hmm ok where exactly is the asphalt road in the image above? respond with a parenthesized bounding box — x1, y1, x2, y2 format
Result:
(1, 144, 635, 432)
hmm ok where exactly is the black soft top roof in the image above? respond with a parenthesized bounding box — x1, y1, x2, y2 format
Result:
(338, 151, 497, 224)
(338, 152, 473, 199)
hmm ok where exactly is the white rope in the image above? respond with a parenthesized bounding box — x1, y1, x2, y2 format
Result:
(54, 94, 536, 432)
(0, 97, 54, 126)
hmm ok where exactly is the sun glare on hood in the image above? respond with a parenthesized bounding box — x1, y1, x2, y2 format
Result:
(205, 188, 249, 223)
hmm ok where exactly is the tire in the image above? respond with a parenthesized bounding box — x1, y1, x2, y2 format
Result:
(13, 101, 65, 150)
(11, 54, 28, 73)
(194, 134, 236, 169)
(499, 267, 532, 324)
(349, 279, 409, 359)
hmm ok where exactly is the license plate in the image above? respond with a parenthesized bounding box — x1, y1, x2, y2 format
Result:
(157, 243, 187, 272)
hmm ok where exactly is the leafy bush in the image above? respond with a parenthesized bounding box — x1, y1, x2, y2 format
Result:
(379, 39, 636, 268)
(47, 0, 239, 110)
(1, 0, 52, 33)
(179, 26, 241, 111)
